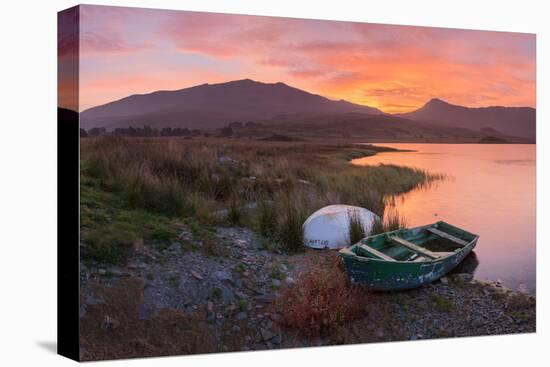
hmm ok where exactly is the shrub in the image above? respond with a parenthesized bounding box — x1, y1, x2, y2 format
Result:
(81, 227, 137, 264)
(123, 179, 190, 217)
(211, 287, 222, 300)
(237, 299, 248, 311)
(226, 201, 242, 226)
(278, 199, 306, 253)
(258, 200, 277, 238)
(274, 255, 367, 336)
(270, 265, 285, 281)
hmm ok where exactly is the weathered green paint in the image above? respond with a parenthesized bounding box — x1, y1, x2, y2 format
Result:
(338, 221, 479, 291)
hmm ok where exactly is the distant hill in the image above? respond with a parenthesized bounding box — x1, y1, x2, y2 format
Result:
(80, 80, 535, 143)
(80, 79, 384, 130)
(258, 112, 531, 143)
(399, 98, 535, 140)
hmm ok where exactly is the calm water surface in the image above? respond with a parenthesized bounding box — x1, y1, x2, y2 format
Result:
(353, 143, 536, 293)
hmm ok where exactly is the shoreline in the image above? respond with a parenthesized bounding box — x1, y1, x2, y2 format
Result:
(350, 144, 535, 295)
(79, 225, 535, 360)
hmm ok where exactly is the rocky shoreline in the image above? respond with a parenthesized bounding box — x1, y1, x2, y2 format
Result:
(79, 225, 535, 360)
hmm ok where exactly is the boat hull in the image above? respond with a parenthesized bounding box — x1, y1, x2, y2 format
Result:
(339, 226, 477, 291)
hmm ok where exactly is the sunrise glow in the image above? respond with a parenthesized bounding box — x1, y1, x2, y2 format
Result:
(61, 5, 536, 113)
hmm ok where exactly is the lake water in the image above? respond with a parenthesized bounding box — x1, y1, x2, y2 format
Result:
(352, 143, 536, 293)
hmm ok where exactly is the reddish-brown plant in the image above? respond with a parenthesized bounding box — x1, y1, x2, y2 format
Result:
(274, 254, 367, 336)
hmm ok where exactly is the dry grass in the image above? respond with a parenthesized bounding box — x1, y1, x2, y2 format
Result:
(348, 210, 367, 244)
(274, 254, 368, 336)
(81, 137, 442, 257)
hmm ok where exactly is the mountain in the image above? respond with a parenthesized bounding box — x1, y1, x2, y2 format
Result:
(399, 98, 535, 140)
(81, 79, 384, 130)
(258, 112, 532, 143)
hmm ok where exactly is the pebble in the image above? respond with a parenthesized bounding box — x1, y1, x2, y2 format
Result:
(254, 294, 275, 303)
(260, 328, 276, 341)
(191, 270, 203, 280)
(211, 270, 232, 282)
(222, 287, 235, 302)
(235, 290, 249, 299)
(285, 277, 296, 286)
(235, 311, 248, 320)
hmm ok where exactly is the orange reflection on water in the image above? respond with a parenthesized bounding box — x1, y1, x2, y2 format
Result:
(352, 143, 536, 292)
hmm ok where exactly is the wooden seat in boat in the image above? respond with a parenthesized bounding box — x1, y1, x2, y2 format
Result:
(412, 256, 428, 262)
(427, 227, 469, 246)
(433, 251, 454, 257)
(389, 236, 440, 259)
(358, 244, 396, 262)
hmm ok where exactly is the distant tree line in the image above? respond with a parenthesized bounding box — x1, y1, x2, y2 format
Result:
(80, 126, 202, 138)
(80, 121, 264, 138)
(217, 121, 264, 137)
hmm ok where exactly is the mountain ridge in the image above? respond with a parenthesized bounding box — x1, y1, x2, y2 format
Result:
(399, 98, 535, 139)
(80, 79, 535, 142)
(81, 79, 384, 129)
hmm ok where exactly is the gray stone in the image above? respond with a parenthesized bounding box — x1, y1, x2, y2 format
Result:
(211, 270, 232, 282)
(271, 279, 282, 287)
(440, 277, 449, 285)
(179, 231, 193, 240)
(235, 290, 249, 299)
(235, 311, 248, 320)
(191, 270, 203, 280)
(235, 239, 248, 248)
(85, 294, 103, 306)
(260, 328, 276, 341)
(218, 287, 234, 302)
(284, 277, 296, 286)
(167, 243, 181, 252)
(254, 294, 275, 303)
(452, 273, 474, 282)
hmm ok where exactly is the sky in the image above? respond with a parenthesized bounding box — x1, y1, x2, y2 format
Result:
(60, 5, 536, 113)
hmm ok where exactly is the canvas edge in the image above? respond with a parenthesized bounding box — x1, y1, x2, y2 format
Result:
(57, 4, 81, 362)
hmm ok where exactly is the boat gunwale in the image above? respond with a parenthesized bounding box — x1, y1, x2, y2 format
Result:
(339, 221, 479, 265)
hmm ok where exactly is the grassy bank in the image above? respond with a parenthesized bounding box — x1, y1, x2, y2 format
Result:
(80, 137, 442, 262)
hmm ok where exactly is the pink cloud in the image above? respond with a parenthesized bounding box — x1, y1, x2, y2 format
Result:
(75, 5, 535, 113)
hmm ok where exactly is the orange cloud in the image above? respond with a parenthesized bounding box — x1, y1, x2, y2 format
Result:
(73, 5, 535, 113)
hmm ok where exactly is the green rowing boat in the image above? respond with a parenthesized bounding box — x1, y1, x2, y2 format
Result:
(338, 221, 479, 291)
